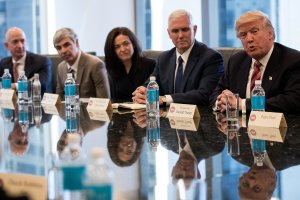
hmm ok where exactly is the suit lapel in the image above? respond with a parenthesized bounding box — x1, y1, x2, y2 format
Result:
(168, 52, 176, 93)
(24, 52, 33, 78)
(237, 57, 252, 97)
(76, 52, 85, 85)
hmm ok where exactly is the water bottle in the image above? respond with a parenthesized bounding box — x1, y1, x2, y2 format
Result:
(146, 76, 159, 117)
(17, 71, 28, 104)
(252, 139, 266, 166)
(18, 103, 29, 133)
(47, 153, 62, 200)
(2, 69, 12, 89)
(32, 73, 41, 102)
(251, 80, 265, 111)
(84, 147, 114, 200)
(33, 101, 42, 127)
(64, 73, 76, 111)
(147, 116, 160, 151)
(66, 109, 79, 134)
(60, 134, 86, 200)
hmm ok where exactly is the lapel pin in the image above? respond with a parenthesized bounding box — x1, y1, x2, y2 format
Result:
(269, 76, 272, 80)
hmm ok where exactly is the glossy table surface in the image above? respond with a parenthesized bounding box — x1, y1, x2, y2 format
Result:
(0, 101, 300, 200)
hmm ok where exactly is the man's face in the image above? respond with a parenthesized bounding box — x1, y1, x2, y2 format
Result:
(5, 29, 26, 61)
(114, 34, 134, 63)
(167, 15, 197, 54)
(237, 20, 274, 60)
(54, 37, 79, 65)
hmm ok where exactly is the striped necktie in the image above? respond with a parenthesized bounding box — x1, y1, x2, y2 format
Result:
(250, 60, 262, 92)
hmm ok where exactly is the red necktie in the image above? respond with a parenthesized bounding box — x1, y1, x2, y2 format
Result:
(250, 60, 262, 91)
(13, 62, 19, 83)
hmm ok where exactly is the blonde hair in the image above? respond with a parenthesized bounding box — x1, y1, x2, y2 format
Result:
(235, 10, 275, 39)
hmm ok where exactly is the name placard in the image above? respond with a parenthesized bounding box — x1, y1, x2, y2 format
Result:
(86, 98, 113, 111)
(41, 93, 61, 105)
(42, 104, 59, 115)
(0, 99, 16, 109)
(88, 110, 113, 121)
(167, 103, 200, 118)
(168, 116, 200, 131)
(0, 88, 16, 101)
(248, 126, 287, 142)
(248, 111, 287, 128)
(0, 173, 47, 200)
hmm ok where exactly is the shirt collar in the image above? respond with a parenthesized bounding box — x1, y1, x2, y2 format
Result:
(176, 41, 195, 64)
(67, 50, 81, 72)
(13, 52, 26, 65)
(252, 44, 274, 67)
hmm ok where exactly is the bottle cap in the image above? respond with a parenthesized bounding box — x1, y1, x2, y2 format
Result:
(90, 147, 104, 160)
(34, 73, 39, 78)
(256, 160, 263, 167)
(150, 76, 156, 81)
(4, 69, 9, 73)
(255, 80, 262, 85)
(67, 133, 81, 144)
(20, 71, 25, 76)
(67, 73, 73, 78)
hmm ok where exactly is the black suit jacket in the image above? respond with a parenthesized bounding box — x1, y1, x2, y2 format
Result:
(210, 43, 300, 113)
(0, 51, 52, 95)
(151, 40, 224, 105)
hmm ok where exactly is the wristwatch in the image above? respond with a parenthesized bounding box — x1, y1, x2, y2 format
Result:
(161, 96, 167, 107)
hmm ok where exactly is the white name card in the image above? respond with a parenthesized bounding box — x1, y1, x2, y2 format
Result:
(168, 116, 200, 131)
(86, 98, 113, 111)
(41, 93, 61, 105)
(42, 104, 59, 115)
(0, 88, 16, 101)
(167, 103, 200, 118)
(248, 111, 287, 128)
(88, 110, 113, 121)
(248, 126, 287, 142)
(0, 173, 47, 200)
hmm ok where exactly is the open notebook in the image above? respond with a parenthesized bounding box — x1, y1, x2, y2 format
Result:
(112, 102, 146, 110)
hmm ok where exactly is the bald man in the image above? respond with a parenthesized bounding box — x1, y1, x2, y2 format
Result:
(0, 27, 52, 95)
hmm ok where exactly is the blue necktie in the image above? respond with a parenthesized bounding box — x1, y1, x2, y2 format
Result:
(175, 56, 183, 93)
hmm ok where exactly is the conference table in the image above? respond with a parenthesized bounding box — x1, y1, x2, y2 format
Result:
(0, 100, 300, 200)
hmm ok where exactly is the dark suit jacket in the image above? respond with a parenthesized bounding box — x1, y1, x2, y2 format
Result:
(150, 40, 224, 105)
(210, 43, 300, 113)
(56, 51, 110, 99)
(0, 51, 52, 95)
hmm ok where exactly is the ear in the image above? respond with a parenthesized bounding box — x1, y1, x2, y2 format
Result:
(4, 42, 9, 50)
(75, 39, 79, 48)
(167, 28, 172, 39)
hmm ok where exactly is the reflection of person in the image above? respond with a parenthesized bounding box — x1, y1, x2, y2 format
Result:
(107, 113, 146, 166)
(104, 27, 155, 99)
(0, 27, 52, 95)
(239, 164, 276, 200)
(132, 9, 223, 106)
(53, 27, 110, 99)
(8, 122, 29, 156)
(211, 10, 300, 113)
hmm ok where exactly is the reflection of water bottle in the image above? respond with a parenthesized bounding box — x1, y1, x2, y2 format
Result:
(252, 139, 266, 166)
(64, 73, 76, 111)
(33, 102, 42, 127)
(2, 69, 12, 89)
(147, 116, 160, 151)
(47, 153, 62, 200)
(66, 109, 79, 134)
(60, 134, 86, 200)
(18, 103, 29, 131)
(84, 148, 114, 200)
(2, 108, 13, 122)
(251, 80, 265, 111)
(32, 73, 41, 102)
(18, 71, 28, 104)
(146, 76, 159, 117)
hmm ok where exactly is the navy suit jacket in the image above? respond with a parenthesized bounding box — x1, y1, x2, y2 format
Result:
(0, 51, 52, 95)
(210, 43, 300, 113)
(150, 40, 224, 105)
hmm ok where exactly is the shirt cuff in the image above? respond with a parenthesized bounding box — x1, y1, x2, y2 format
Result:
(212, 100, 220, 112)
(165, 95, 173, 105)
(242, 99, 246, 114)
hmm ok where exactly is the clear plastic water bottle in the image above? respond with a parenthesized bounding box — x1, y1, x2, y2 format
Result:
(47, 153, 62, 200)
(146, 76, 159, 117)
(147, 116, 160, 151)
(252, 138, 266, 166)
(33, 101, 42, 128)
(32, 73, 41, 102)
(2, 69, 12, 89)
(66, 109, 79, 134)
(64, 73, 76, 111)
(251, 80, 265, 111)
(17, 71, 28, 104)
(60, 134, 86, 200)
(84, 147, 114, 200)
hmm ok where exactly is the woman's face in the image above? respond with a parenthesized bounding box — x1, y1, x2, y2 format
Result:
(117, 135, 137, 162)
(114, 34, 134, 63)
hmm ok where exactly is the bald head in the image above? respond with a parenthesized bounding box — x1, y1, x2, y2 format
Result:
(5, 27, 27, 61)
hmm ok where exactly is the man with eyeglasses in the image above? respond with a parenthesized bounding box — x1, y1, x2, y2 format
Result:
(132, 9, 224, 106)
(210, 10, 300, 113)
(0, 27, 52, 95)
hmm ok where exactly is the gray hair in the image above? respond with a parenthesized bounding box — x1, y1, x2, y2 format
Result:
(168, 9, 194, 26)
(53, 27, 78, 45)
